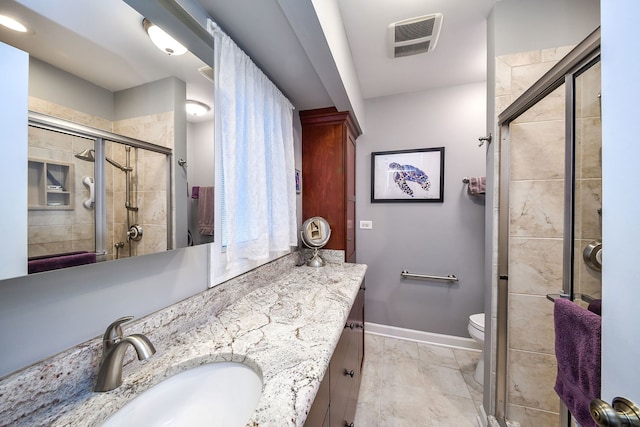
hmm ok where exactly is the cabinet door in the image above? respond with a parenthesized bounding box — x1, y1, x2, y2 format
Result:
(345, 129, 356, 262)
(304, 370, 330, 427)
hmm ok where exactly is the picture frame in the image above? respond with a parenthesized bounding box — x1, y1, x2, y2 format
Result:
(295, 169, 302, 194)
(371, 147, 444, 203)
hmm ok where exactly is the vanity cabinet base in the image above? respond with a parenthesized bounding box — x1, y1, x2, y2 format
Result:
(305, 286, 365, 427)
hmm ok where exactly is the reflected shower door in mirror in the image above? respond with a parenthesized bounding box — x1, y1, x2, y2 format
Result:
(27, 115, 172, 273)
(1, 0, 215, 280)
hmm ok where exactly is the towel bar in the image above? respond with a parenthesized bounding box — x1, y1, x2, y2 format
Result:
(401, 270, 458, 283)
(546, 292, 595, 303)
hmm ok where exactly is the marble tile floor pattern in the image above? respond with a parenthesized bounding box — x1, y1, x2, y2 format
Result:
(354, 334, 483, 427)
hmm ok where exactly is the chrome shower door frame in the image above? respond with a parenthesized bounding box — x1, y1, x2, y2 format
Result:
(28, 112, 173, 260)
(494, 29, 601, 427)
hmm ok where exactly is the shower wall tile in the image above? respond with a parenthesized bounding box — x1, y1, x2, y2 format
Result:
(508, 294, 555, 354)
(574, 241, 602, 300)
(72, 223, 94, 241)
(28, 224, 73, 245)
(500, 50, 542, 68)
(507, 350, 559, 413)
(511, 62, 556, 98)
(575, 179, 602, 240)
(508, 238, 563, 296)
(28, 210, 74, 227)
(498, 46, 576, 427)
(114, 112, 174, 149)
(509, 120, 565, 180)
(72, 238, 95, 253)
(509, 180, 564, 238)
(576, 118, 602, 179)
(29, 126, 74, 153)
(28, 242, 74, 258)
(576, 62, 601, 119)
(512, 85, 565, 124)
(141, 191, 167, 225)
(541, 45, 576, 63)
(507, 404, 559, 427)
(141, 153, 167, 192)
(30, 98, 112, 132)
(139, 225, 168, 254)
(496, 95, 512, 116)
(496, 57, 512, 97)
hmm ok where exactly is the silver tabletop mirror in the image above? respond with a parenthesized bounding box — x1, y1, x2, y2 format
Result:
(300, 217, 331, 267)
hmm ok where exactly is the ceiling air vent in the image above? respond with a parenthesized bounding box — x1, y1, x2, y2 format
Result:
(198, 65, 214, 83)
(388, 13, 443, 58)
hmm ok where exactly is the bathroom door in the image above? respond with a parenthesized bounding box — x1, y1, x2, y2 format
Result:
(599, 0, 640, 418)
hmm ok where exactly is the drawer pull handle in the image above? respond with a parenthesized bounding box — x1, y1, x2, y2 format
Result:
(345, 369, 355, 378)
(345, 323, 355, 329)
(345, 423, 354, 427)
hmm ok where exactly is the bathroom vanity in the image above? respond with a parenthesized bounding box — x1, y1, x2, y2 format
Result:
(305, 284, 364, 427)
(0, 252, 366, 427)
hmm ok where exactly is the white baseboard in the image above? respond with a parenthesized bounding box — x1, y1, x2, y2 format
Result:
(365, 322, 482, 352)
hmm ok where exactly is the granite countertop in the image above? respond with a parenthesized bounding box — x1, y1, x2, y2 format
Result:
(49, 261, 366, 426)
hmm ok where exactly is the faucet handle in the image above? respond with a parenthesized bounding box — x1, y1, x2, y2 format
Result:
(103, 316, 134, 344)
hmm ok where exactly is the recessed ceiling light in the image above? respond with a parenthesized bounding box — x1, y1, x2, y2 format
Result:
(185, 100, 211, 116)
(0, 15, 28, 33)
(142, 18, 187, 56)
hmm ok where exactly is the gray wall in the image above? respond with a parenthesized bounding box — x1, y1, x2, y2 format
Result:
(356, 82, 486, 338)
(29, 58, 115, 120)
(493, 0, 600, 57)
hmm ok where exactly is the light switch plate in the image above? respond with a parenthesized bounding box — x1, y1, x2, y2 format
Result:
(360, 220, 373, 230)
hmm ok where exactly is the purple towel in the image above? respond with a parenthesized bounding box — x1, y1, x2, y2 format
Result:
(553, 298, 601, 427)
(28, 251, 97, 274)
(191, 186, 200, 199)
(587, 299, 602, 316)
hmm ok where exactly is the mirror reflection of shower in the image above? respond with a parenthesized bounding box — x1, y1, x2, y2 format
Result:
(75, 144, 141, 258)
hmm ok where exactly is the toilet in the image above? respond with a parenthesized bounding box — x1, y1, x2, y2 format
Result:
(467, 313, 485, 385)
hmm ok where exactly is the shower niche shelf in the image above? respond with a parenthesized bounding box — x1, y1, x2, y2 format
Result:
(28, 158, 74, 210)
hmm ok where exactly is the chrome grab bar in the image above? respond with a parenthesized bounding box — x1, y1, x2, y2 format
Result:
(400, 270, 459, 283)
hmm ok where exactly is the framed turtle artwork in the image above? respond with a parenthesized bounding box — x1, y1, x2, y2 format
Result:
(370, 147, 444, 203)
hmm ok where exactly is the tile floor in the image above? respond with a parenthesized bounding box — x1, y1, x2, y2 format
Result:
(354, 333, 484, 427)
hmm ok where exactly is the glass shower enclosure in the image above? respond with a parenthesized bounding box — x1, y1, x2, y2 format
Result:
(494, 29, 602, 427)
(27, 112, 172, 270)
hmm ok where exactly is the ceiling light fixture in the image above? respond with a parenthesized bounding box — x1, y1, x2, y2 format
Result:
(185, 100, 210, 116)
(0, 15, 28, 33)
(142, 18, 187, 56)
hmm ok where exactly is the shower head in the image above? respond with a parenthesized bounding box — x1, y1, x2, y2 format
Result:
(74, 148, 132, 172)
(75, 148, 95, 162)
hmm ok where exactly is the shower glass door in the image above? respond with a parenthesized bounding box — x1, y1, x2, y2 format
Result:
(571, 61, 602, 306)
(496, 31, 601, 427)
(568, 58, 602, 427)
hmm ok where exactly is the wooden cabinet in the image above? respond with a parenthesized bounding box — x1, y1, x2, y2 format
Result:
(305, 286, 365, 427)
(301, 108, 360, 263)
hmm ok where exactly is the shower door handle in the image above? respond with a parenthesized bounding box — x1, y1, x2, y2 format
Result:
(590, 397, 640, 426)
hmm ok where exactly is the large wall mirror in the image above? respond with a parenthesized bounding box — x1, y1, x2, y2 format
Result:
(1, 0, 215, 280)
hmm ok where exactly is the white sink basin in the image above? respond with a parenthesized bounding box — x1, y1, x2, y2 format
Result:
(101, 362, 262, 427)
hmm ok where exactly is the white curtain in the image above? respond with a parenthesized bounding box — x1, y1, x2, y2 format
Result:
(208, 20, 297, 267)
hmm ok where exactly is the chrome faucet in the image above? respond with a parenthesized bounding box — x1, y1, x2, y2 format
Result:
(94, 316, 156, 392)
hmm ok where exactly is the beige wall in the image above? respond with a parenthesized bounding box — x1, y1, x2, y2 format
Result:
(27, 97, 171, 261)
(498, 47, 573, 427)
